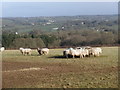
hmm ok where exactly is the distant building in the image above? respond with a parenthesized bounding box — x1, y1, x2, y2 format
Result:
(105, 20, 109, 22)
(61, 27, 65, 30)
(81, 22, 85, 25)
(46, 22, 51, 25)
(52, 27, 59, 30)
(3, 25, 6, 27)
(31, 23, 35, 25)
(72, 25, 75, 26)
(15, 32, 18, 35)
(49, 20, 54, 23)
(43, 24, 46, 26)
(97, 29, 99, 31)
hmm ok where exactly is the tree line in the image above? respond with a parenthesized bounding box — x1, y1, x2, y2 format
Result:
(2, 29, 119, 49)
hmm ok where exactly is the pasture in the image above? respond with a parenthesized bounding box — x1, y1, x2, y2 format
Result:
(2, 47, 118, 88)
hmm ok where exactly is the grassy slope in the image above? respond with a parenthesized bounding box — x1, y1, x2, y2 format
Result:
(2, 47, 118, 88)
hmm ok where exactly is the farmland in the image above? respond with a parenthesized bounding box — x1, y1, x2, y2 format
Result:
(1, 15, 119, 49)
(2, 47, 118, 88)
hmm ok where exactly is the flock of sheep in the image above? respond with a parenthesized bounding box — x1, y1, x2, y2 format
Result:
(0, 46, 102, 58)
(19, 47, 49, 56)
(19, 46, 102, 58)
(63, 46, 102, 58)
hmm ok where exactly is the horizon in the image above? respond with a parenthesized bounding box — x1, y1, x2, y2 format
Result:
(1, 14, 118, 18)
(2, 2, 118, 17)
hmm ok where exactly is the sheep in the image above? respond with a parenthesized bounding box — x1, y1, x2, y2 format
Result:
(63, 48, 85, 58)
(83, 46, 92, 56)
(0, 47, 5, 52)
(91, 47, 102, 57)
(75, 47, 89, 57)
(75, 47, 82, 49)
(69, 48, 83, 58)
(19, 48, 31, 55)
(82, 47, 102, 57)
(81, 49, 89, 57)
(63, 48, 71, 58)
(96, 47, 102, 54)
(37, 48, 49, 55)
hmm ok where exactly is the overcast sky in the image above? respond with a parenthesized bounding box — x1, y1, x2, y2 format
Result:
(2, 2, 118, 17)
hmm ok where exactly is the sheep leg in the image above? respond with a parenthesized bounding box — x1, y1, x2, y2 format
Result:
(23, 52, 25, 56)
(44, 51, 47, 55)
(29, 52, 31, 55)
(73, 55, 74, 58)
(97, 53, 100, 56)
(66, 55, 68, 58)
(80, 55, 83, 58)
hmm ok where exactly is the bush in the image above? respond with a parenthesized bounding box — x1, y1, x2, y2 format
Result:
(10, 38, 45, 49)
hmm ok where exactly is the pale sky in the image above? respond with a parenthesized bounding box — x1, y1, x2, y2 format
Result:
(2, 1, 118, 17)
(2, 0, 119, 2)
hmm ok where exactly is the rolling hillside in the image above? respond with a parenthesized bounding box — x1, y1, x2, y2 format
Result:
(2, 15, 118, 33)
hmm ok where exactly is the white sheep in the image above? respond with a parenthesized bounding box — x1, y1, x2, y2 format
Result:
(68, 48, 83, 58)
(37, 48, 49, 55)
(0, 47, 5, 52)
(19, 48, 31, 55)
(81, 49, 89, 57)
(91, 47, 102, 56)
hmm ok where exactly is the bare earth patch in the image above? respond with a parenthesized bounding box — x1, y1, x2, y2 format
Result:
(3, 67, 45, 73)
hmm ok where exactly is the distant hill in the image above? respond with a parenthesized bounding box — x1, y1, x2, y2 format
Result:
(1, 15, 119, 48)
(1, 15, 118, 33)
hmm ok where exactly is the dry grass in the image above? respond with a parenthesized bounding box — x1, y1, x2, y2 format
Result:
(2, 47, 118, 88)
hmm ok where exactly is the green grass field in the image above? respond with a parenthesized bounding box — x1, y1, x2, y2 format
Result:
(2, 47, 118, 88)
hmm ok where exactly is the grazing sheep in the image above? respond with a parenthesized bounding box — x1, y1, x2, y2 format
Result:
(81, 49, 89, 57)
(75, 47, 89, 57)
(63, 48, 71, 58)
(64, 47, 102, 58)
(63, 48, 85, 58)
(19, 48, 31, 55)
(0, 47, 5, 52)
(37, 48, 49, 55)
(75, 47, 82, 49)
(69, 48, 83, 58)
(83, 46, 92, 56)
(96, 48, 102, 54)
(91, 47, 102, 57)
